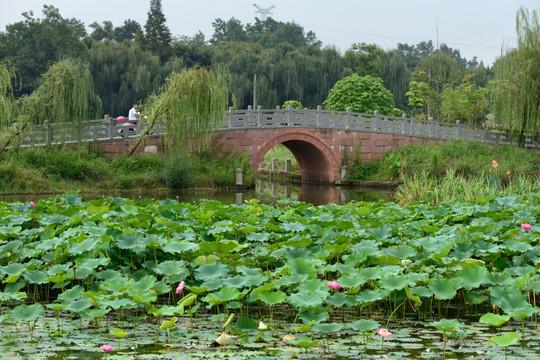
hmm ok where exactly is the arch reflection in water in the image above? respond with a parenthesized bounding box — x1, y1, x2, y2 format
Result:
(253, 179, 394, 205)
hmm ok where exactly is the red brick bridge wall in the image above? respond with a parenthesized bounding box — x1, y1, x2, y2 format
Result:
(214, 128, 439, 183)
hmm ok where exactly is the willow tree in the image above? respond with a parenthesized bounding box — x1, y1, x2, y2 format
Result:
(0, 59, 101, 155)
(128, 66, 230, 156)
(492, 7, 540, 146)
(0, 64, 17, 129)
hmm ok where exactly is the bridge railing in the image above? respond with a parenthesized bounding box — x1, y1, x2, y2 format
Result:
(223, 106, 540, 148)
(7, 107, 540, 149)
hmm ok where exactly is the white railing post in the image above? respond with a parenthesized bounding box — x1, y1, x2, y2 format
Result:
(108, 116, 115, 140)
(257, 105, 263, 127)
(373, 110, 379, 131)
(317, 105, 322, 127)
(346, 107, 351, 130)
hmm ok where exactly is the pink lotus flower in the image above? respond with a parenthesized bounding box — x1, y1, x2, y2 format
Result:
(101, 344, 113, 352)
(377, 328, 392, 338)
(327, 281, 341, 290)
(176, 281, 185, 294)
(521, 223, 532, 231)
(507, 171, 511, 175)
(30, 201, 35, 209)
(492, 160, 499, 168)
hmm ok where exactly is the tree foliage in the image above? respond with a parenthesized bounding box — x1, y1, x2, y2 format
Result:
(0, 59, 100, 155)
(128, 66, 230, 155)
(0, 63, 17, 127)
(143, 0, 172, 61)
(210, 17, 320, 48)
(90, 20, 140, 42)
(491, 7, 540, 145)
(87, 40, 184, 117)
(323, 74, 395, 115)
(440, 74, 489, 126)
(0, 5, 87, 96)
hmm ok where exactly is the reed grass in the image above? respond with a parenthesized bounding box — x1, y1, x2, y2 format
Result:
(396, 169, 540, 205)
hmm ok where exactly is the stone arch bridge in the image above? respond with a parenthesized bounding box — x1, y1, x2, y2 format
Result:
(16, 107, 539, 184)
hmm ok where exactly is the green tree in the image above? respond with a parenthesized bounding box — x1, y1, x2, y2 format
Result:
(323, 74, 395, 115)
(128, 66, 230, 155)
(210, 18, 247, 45)
(397, 41, 434, 72)
(344, 42, 385, 77)
(440, 74, 489, 126)
(410, 52, 464, 119)
(114, 20, 140, 42)
(0, 63, 17, 127)
(90, 20, 114, 41)
(143, 0, 172, 61)
(87, 40, 182, 116)
(491, 7, 540, 145)
(0, 5, 87, 95)
(381, 49, 411, 110)
(173, 32, 211, 68)
(0, 59, 101, 155)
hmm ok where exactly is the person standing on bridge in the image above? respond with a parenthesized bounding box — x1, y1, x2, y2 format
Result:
(129, 104, 140, 121)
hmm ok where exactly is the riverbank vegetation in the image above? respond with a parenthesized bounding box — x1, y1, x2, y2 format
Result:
(1, 140, 537, 206)
(0, 145, 254, 194)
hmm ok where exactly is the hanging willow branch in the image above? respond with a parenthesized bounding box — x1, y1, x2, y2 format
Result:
(0, 64, 17, 131)
(0, 59, 101, 156)
(492, 7, 540, 146)
(128, 66, 231, 156)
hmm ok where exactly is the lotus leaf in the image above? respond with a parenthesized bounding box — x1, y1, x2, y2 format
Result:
(385, 245, 417, 259)
(490, 286, 529, 314)
(245, 231, 270, 243)
(155, 260, 186, 277)
(355, 289, 387, 304)
(163, 241, 198, 255)
(235, 317, 258, 331)
(379, 274, 415, 291)
(23, 270, 48, 284)
(457, 265, 487, 290)
(489, 331, 520, 347)
(0, 263, 26, 276)
(286, 336, 319, 348)
(429, 278, 462, 300)
(350, 319, 380, 332)
(281, 221, 306, 233)
(62, 285, 84, 302)
(479, 313, 510, 327)
(311, 323, 344, 333)
(110, 327, 129, 338)
(160, 316, 178, 330)
(66, 298, 92, 313)
(10, 303, 43, 323)
(429, 318, 463, 333)
(259, 290, 287, 305)
(289, 292, 324, 308)
(195, 262, 231, 281)
(68, 237, 100, 255)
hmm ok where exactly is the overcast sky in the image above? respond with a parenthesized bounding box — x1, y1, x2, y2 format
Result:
(1, 1, 538, 66)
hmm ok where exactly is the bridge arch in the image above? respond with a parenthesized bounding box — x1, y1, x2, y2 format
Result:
(251, 130, 341, 183)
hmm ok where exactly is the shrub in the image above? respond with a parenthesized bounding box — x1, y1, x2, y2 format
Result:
(282, 100, 303, 109)
(159, 152, 195, 189)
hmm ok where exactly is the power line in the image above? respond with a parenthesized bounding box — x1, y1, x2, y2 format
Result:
(303, 24, 503, 50)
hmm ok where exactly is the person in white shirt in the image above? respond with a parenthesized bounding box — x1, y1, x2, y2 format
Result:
(128, 104, 140, 121)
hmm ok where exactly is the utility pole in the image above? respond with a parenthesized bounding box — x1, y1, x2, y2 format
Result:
(253, 73, 257, 109)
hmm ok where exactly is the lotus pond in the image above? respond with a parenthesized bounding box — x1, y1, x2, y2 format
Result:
(0, 192, 539, 359)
